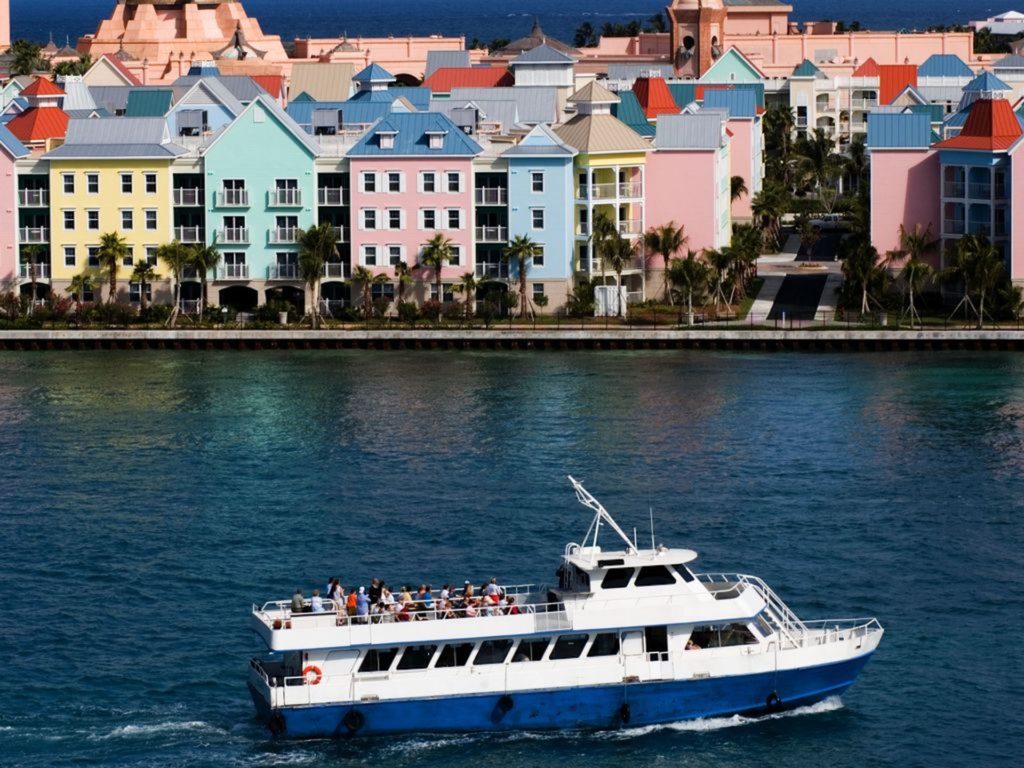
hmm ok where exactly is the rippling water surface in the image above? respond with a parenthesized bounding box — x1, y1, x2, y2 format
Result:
(0, 351, 1021, 767)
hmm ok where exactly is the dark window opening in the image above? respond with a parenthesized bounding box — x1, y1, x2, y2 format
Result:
(645, 626, 669, 655)
(601, 567, 634, 589)
(673, 564, 695, 582)
(474, 639, 513, 665)
(688, 623, 759, 650)
(598, 558, 625, 567)
(588, 633, 620, 657)
(512, 638, 550, 662)
(359, 647, 399, 673)
(634, 565, 676, 587)
(396, 644, 437, 670)
(549, 634, 588, 660)
(435, 643, 473, 668)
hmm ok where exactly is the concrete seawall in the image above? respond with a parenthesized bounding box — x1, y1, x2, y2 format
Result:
(1, 329, 1024, 351)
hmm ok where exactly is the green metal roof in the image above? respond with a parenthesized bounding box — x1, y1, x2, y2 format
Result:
(791, 59, 825, 78)
(124, 89, 173, 117)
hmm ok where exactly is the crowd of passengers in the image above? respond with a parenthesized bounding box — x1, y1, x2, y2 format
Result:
(289, 577, 521, 623)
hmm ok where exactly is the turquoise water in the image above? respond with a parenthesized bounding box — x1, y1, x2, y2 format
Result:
(0, 351, 1021, 767)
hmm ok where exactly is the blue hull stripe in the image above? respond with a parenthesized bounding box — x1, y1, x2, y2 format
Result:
(250, 652, 875, 738)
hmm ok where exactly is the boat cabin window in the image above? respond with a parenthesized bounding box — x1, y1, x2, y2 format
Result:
(634, 565, 676, 587)
(588, 632, 620, 657)
(755, 615, 774, 638)
(474, 639, 514, 665)
(359, 647, 399, 673)
(558, 563, 591, 592)
(396, 644, 437, 670)
(688, 623, 759, 649)
(435, 643, 473, 668)
(644, 626, 669, 655)
(598, 558, 625, 567)
(672, 564, 695, 582)
(512, 638, 550, 662)
(549, 634, 589, 660)
(601, 567, 634, 589)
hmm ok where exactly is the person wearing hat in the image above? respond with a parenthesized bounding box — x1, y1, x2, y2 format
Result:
(463, 580, 474, 600)
(355, 586, 370, 623)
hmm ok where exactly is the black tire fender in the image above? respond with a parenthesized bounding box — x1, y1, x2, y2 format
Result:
(497, 694, 514, 713)
(343, 708, 365, 733)
(267, 711, 286, 736)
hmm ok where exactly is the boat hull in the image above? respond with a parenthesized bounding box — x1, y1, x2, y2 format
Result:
(250, 650, 875, 738)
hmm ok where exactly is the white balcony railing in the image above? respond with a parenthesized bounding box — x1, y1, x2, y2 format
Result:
(323, 262, 349, 279)
(174, 226, 204, 243)
(173, 188, 203, 206)
(270, 189, 302, 207)
(577, 181, 643, 200)
(18, 227, 49, 243)
(217, 189, 249, 207)
(475, 187, 507, 205)
(221, 264, 249, 279)
(18, 189, 48, 207)
(269, 227, 298, 244)
(317, 187, 346, 206)
(19, 262, 50, 279)
(476, 262, 509, 279)
(268, 264, 299, 280)
(328, 225, 346, 242)
(219, 227, 249, 244)
(475, 225, 508, 243)
(617, 219, 643, 236)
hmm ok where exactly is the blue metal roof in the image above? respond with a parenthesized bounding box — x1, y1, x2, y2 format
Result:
(348, 86, 432, 110)
(347, 110, 481, 156)
(791, 59, 824, 78)
(918, 54, 973, 79)
(668, 83, 697, 110)
(352, 63, 395, 83)
(611, 92, 656, 136)
(963, 71, 1010, 92)
(702, 88, 758, 118)
(0, 123, 29, 157)
(866, 112, 933, 149)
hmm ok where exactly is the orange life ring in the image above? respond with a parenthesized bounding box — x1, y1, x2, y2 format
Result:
(302, 665, 322, 685)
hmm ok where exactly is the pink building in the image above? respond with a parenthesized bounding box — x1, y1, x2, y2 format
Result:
(700, 89, 763, 223)
(0, 125, 30, 286)
(346, 110, 482, 302)
(646, 112, 732, 261)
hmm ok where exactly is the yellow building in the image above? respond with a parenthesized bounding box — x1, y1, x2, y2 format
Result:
(44, 118, 183, 302)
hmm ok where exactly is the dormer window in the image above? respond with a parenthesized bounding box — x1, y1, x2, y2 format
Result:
(426, 130, 447, 150)
(378, 130, 397, 149)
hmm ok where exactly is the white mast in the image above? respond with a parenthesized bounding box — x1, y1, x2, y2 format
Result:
(568, 476, 637, 562)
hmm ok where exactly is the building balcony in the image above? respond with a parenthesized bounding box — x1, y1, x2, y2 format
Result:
(219, 227, 249, 244)
(323, 262, 349, 279)
(317, 187, 346, 206)
(269, 189, 302, 207)
(475, 262, 509, 279)
(475, 187, 507, 205)
(268, 264, 299, 280)
(327, 225, 347, 242)
(269, 227, 298, 244)
(968, 183, 992, 200)
(579, 255, 646, 273)
(617, 219, 643, 236)
(18, 227, 48, 243)
(475, 225, 507, 243)
(173, 188, 203, 206)
(18, 189, 48, 207)
(943, 183, 965, 198)
(815, 99, 835, 112)
(944, 219, 966, 236)
(967, 221, 992, 237)
(849, 98, 877, 110)
(220, 264, 249, 280)
(174, 225, 204, 243)
(217, 189, 249, 207)
(577, 181, 643, 200)
(19, 262, 50, 280)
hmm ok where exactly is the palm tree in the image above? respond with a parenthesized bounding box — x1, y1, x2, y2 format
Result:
(503, 234, 543, 318)
(791, 128, 844, 210)
(669, 250, 710, 325)
(66, 270, 95, 315)
(352, 265, 388, 318)
(643, 222, 687, 304)
(394, 260, 413, 305)
(419, 233, 454, 304)
(130, 259, 157, 318)
(189, 236, 221, 315)
(704, 248, 734, 311)
(730, 176, 749, 204)
(452, 272, 479, 320)
(97, 232, 130, 303)
(9, 41, 49, 77)
(21, 244, 44, 314)
(588, 211, 619, 289)
(845, 135, 870, 194)
(297, 223, 339, 330)
(751, 178, 790, 253)
(839, 235, 884, 316)
(158, 240, 193, 326)
(729, 223, 762, 300)
(896, 224, 936, 327)
(598, 234, 637, 317)
(944, 235, 1004, 329)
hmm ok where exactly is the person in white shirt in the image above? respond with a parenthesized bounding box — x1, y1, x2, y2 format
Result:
(310, 589, 325, 613)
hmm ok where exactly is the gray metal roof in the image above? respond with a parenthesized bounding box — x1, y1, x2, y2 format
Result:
(654, 112, 726, 150)
(202, 94, 322, 158)
(993, 54, 1024, 69)
(502, 123, 576, 157)
(62, 79, 98, 111)
(172, 75, 265, 103)
(915, 85, 966, 103)
(606, 63, 674, 81)
(44, 116, 187, 158)
(172, 77, 245, 116)
(430, 97, 521, 134)
(449, 86, 558, 124)
(425, 50, 470, 79)
(88, 85, 132, 113)
(511, 44, 575, 66)
(45, 143, 186, 158)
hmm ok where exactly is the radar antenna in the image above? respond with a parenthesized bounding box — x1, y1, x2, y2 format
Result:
(568, 475, 637, 561)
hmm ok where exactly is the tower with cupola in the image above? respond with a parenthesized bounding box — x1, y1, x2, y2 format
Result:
(666, 0, 727, 78)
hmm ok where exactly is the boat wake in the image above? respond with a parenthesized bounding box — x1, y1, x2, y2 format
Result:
(95, 720, 224, 740)
(609, 696, 845, 738)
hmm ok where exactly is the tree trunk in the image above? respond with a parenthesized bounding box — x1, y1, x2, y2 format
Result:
(664, 261, 673, 305)
(201, 272, 209, 316)
(140, 281, 148, 318)
(169, 275, 180, 328)
(616, 270, 624, 317)
(519, 257, 528, 319)
(861, 286, 869, 316)
(687, 289, 694, 326)
(312, 279, 320, 330)
(977, 290, 985, 330)
(109, 269, 117, 304)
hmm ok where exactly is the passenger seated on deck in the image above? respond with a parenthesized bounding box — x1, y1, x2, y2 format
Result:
(400, 585, 413, 609)
(464, 599, 478, 618)
(463, 580, 474, 599)
(414, 585, 428, 619)
(291, 588, 305, 614)
(505, 596, 520, 615)
(423, 585, 434, 616)
(439, 599, 456, 620)
(396, 601, 412, 622)
(310, 589, 325, 613)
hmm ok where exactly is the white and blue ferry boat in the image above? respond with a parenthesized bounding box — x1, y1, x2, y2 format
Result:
(248, 478, 883, 737)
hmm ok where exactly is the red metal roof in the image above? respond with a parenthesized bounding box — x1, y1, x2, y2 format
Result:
(422, 67, 513, 92)
(937, 98, 1023, 151)
(19, 77, 64, 97)
(879, 65, 918, 105)
(252, 75, 284, 99)
(97, 54, 143, 86)
(632, 77, 679, 119)
(852, 57, 880, 78)
(6, 106, 69, 143)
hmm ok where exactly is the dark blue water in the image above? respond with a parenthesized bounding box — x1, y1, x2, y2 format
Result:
(1, 351, 1022, 767)
(11, 0, 1010, 48)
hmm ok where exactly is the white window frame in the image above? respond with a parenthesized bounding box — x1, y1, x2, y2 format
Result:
(361, 171, 378, 193)
(62, 173, 75, 194)
(145, 246, 158, 266)
(420, 171, 437, 193)
(120, 208, 134, 231)
(446, 171, 461, 193)
(533, 283, 546, 299)
(63, 245, 76, 268)
(531, 208, 545, 230)
(87, 246, 100, 267)
(446, 208, 462, 229)
(63, 209, 75, 231)
(532, 245, 545, 267)
(144, 209, 157, 231)
(449, 244, 461, 267)
(362, 245, 378, 267)
(120, 172, 133, 195)
(530, 171, 544, 193)
(420, 208, 437, 230)
(387, 244, 403, 266)
(386, 171, 403, 193)
(362, 208, 378, 230)
(86, 209, 99, 231)
(86, 173, 99, 195)
(144, 172, 157, 194)
(386, 208, 403, 230)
